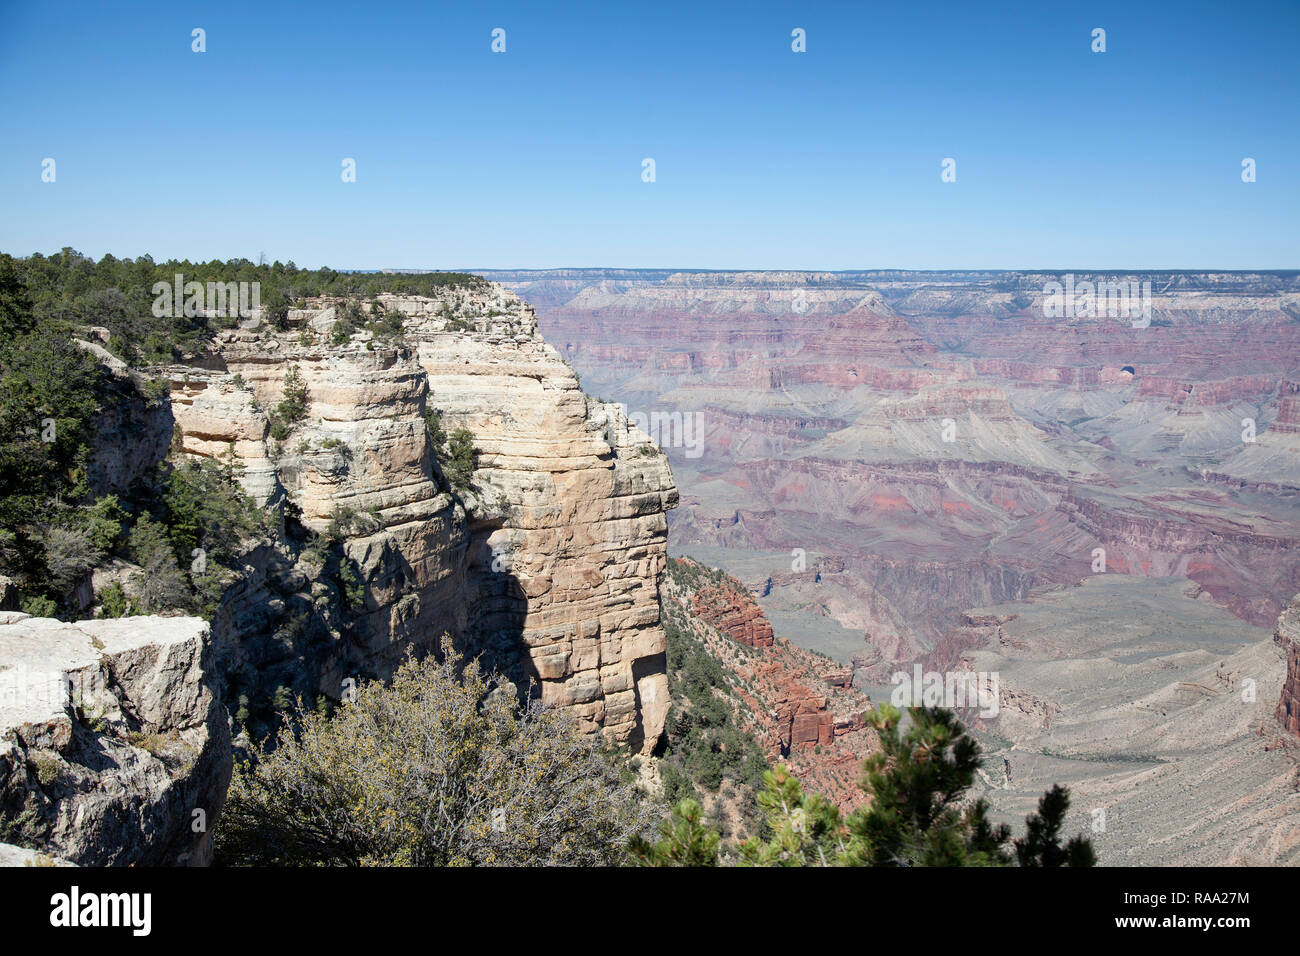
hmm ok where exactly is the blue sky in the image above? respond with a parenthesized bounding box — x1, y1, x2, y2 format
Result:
(1, 0, 1297, 270)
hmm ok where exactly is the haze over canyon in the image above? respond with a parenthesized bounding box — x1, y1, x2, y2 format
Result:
(483, 267, 1300, 864)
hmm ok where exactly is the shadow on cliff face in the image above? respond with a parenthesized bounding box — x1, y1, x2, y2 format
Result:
(461, 515, 532, 701)
(87, 373, 175, 501)
(210, 491, 535, 744)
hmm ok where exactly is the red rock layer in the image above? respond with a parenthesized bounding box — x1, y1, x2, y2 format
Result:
(672, 557, 877, 810)
(1274, 597, 1300, 737)
(690, 582, 774, 647)
(1271, 395, 1300, 435)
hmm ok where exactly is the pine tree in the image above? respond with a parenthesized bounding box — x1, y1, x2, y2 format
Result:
(737, 765, 854, 866)
(846, 704, 1012, 866)
(627, 799, 720, 866)
(445, 427, 476, 489)
(1014, 784, 1097, 867)
(629, 704, 1097, 868)
(276, 364, 308, 424)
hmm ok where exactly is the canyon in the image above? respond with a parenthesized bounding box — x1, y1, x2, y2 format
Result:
(485, 268, 1300, 863)
(3, 267, 1298, 866)
(660, 556, 878, 818)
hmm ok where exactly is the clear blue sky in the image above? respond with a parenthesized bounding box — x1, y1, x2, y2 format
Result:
(1, 0, 1297, 270)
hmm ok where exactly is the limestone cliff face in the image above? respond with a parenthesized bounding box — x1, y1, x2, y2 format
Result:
(170, 284, 678, 752)
(0, 612, 230, 866)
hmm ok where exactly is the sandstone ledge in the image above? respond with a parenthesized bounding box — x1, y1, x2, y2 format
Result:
(0, 614, 231, 866)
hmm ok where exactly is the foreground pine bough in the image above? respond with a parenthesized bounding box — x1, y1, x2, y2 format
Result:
(630, 704, 1096, 867)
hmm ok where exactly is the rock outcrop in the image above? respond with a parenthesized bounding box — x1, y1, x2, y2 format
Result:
(0, 612, 230, 866)
(666, 557, 876, 810)
(166, 285, 678, 752)
(1, 281, 680, 866)
(690, 579, 774, 647)
(1275, 596, 1300, 737)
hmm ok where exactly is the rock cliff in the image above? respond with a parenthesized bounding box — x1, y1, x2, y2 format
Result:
(170, 285, 677, 752)
(2, 280, 681, 865)
(1275, 595, 1300, 737)
(664, 557, 877, 810)
(0, 612, 229, 866)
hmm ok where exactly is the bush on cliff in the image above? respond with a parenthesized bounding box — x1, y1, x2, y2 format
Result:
(162, 457, 261, 567)
(424, 407, 448, 452)
(0, 295, 103, 610)
(267, 364, 310, 441)
(125, 513, 191, 614)
(10, 249, 484, 364)
(366, 308, 406, 343)
(445, 427, 477, 490)
(0, 248, 488, 617)
(629, 703, 1096, 867)
(423, 410, 477, 492)
(214, 638, 659, 866)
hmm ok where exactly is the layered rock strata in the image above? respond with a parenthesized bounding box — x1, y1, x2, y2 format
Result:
(511, 269, 1300, 679)
(0, 612, 229, 866)
(689, 579, 774, 647)
(667, 558, 876, 809)
(168, 286, 678, 751)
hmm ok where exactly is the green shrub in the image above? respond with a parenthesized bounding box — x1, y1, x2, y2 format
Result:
(38, 525, 102, 595)
(31, 751, 61, 788)
(214, 638, 658, 866)
(266, 364, 309, 440)
(82, 495, 125, 553)
(19, 593, 57, 618)
(275, 365, 308, 425)
(424, 407, 447, 451)
(261, 287, 290, 330)
(161, 457, 259, 566)
(367, 309, 405, 343)
(98, 580, 129, 618)
(0, 251, 487, 609)
(445, 427, 476, 489)
(126, 513, 191, 613)
(337, 557, 364, 610)
(631, 706, 1096, 868)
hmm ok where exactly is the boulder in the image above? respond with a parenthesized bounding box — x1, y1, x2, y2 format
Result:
(0, 614, 231, 866)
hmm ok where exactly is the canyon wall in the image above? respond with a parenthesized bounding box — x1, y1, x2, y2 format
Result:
(495, 269, 1300, 684)
(170, 286, 678, 753)
(0, 286, 686, 868)
(3, 281, 682, 864)
(662, 557, 877, 811)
